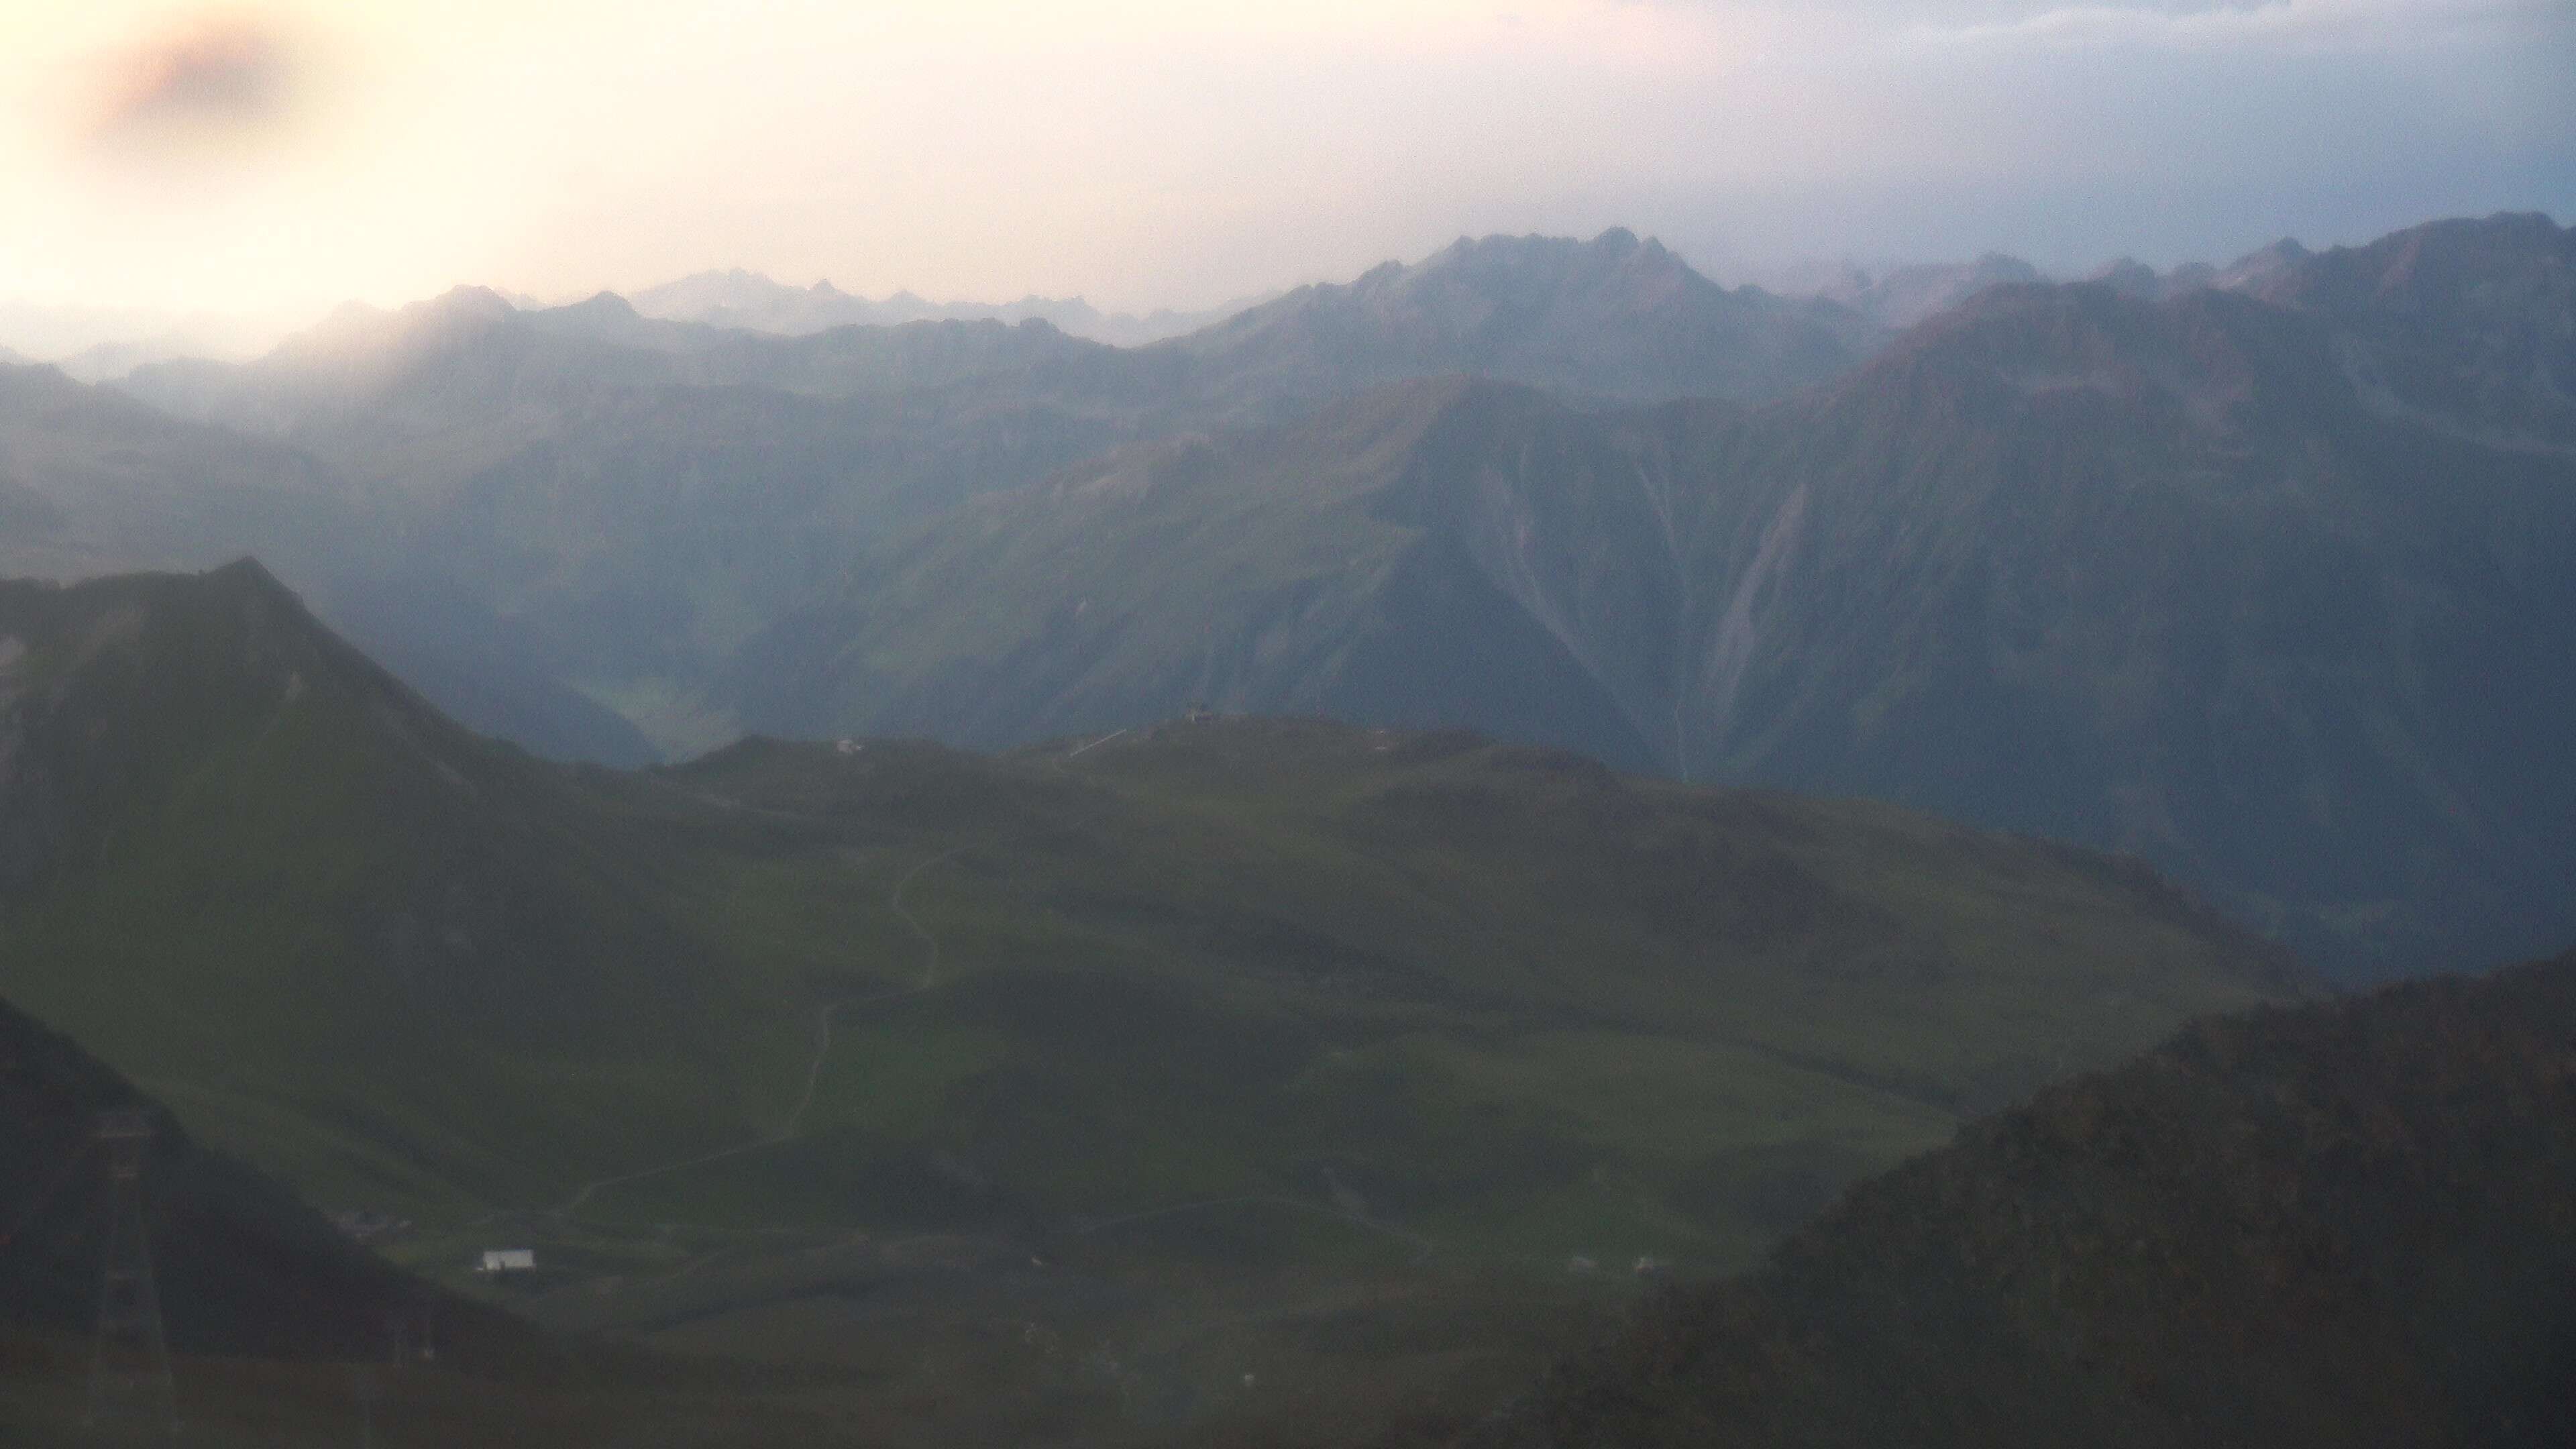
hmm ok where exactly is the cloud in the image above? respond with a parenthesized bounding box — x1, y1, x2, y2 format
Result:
(0, 0, 2563, 316)
(1897, 0, 2573, 51)
(77, 10, 309, 159)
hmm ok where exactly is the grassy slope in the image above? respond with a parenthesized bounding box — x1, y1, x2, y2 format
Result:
(0, 565, 790, 1214)
(553, 716, 2302, 1274)
(1516, 947, 2576, 1449)
(0, 564, 2307, 1444)
(0, 565, 2301, 1251)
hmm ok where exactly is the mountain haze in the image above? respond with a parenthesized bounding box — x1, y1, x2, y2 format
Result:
(2243, 211, 2575, 449)
(631, 268, 1258, 347)
(1832, 252, 2048, 331)
(722, 376, 1682, 768)
(1175, 229, 1868, 407)
(101, 229, 1862, 757)
(729, 214, 2576, 977)
(1807, 232, 2362, 334)
(0, 362, 655, 765)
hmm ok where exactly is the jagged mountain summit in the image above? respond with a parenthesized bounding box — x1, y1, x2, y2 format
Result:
(2243, 211, 2575, 449)
(1810, 231, 2355, 334)
(629, 267, 1258, 347)
(1174, 227, 1870, 405)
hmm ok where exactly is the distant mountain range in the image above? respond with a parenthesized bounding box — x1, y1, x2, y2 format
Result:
(1165, 229, 1870, 405)
(1794, 235, 2322, 333)
(72, 227, 1865, 760)
(1509, 945, 2576, 1449)
(0, 301, 291, 385)
(723, 213, 2576, 979)
(0, 213, 2563, 979)
(0, 360, 659, 765)
(629, 268, 1266, 347)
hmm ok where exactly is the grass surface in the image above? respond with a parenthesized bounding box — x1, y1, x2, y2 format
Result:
(0, 566, 2308, 1444)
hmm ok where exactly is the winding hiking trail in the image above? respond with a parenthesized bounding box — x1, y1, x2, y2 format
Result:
(1075, 1193, 1440, 1263)
(508, 729, 1446, 1275)
(549, 837, 985, 1218)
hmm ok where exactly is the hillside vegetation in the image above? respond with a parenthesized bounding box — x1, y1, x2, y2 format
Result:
(1515, 947, 2576, 1449)
(0, 561, 2304, 1442)
(0, 990, 515, 1362)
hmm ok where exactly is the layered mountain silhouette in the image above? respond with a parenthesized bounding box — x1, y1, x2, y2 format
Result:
(89, 227, 1864, 757)
(0, 362, 656, 765)
(727, 213, 2576, 977)
(1814, 233, 2339, 333)
(630, 268, 1257, 347)
(5, 210, 2568, 1443)
(1830, 252, 2049, 331)
(1509, 946, 2576, 1449)
(1167, 229, 1869, 405)
(0, 561, 2297, 1269)
(15, 212, 2565, 977)
(2241, 211, 2575, 449)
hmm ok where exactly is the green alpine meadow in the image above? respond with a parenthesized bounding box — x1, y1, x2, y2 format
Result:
(2, 560, 2303, 1441)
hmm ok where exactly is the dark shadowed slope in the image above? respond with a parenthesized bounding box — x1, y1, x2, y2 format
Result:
(0, 992, 511, 1360)
(0, 561, 2317, 1445)
(1666, 267, 2576, 977)
(0, 561, 765, 1210)
(1513, 946, 2576, 1449)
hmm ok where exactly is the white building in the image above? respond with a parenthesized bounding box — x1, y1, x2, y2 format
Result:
(478, 1248, 537, 1273)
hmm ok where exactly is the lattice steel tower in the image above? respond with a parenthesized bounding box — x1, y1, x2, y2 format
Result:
(87, 1108, 178, 1444)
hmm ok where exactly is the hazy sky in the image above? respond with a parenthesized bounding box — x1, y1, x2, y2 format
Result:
(1, 0, 2568, 323)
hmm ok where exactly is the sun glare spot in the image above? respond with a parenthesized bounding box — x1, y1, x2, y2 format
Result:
(73, 9, 313, 165)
